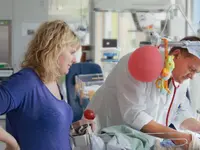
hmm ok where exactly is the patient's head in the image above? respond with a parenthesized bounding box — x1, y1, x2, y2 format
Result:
(21, 20, 80, 83)
(169, 36, 200, 83)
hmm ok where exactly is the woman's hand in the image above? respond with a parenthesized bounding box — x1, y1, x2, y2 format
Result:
(72, 118, 95, 131)
(5, 142, 20, 150)
(0, 127, 20, 150)
(4, 134, 20, 150)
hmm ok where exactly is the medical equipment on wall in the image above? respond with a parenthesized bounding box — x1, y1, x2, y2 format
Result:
(101, 48, 120, 78)
(130, 4, 196, 46)
(100, 39, 120, 78)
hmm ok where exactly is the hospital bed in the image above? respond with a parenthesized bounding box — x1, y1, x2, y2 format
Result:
(70, 124, 189, 150)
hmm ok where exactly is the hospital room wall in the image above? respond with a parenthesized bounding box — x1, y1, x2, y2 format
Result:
(0, 0, 12, 20)
(191, 0, 200, 31)
(89, 11, 103, 65)
(12, 0, 49, 72)
(0, 0, 49, 72)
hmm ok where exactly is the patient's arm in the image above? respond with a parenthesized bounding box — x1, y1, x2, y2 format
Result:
(141, 120, 192, 149)
(0, 127, 19, 150)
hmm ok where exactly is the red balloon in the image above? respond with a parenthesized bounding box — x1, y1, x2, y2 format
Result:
(84, 109, 95, 120)
(128, 45, 163, 82)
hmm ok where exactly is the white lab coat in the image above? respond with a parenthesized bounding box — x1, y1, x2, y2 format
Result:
(87, 52, 194, 132)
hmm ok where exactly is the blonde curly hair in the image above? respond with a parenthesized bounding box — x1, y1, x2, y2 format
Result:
(21, 20, 80, 83)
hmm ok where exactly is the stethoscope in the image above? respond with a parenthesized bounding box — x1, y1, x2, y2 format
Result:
(165, 78, 180, 127)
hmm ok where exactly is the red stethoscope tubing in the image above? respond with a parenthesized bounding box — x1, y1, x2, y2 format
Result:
(165, 78, 180, 127)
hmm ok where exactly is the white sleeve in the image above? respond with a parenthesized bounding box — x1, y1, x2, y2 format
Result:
(173, 95, 194, 129)
(116, 70, 153, 131)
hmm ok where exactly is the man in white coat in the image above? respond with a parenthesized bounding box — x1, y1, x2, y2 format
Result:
(87, 36, 200, 149)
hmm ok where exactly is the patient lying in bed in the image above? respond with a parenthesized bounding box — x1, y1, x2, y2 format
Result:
(71, 124, 200, 150)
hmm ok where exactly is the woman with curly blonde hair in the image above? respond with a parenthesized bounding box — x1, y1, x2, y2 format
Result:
(0, 20, 82, 150)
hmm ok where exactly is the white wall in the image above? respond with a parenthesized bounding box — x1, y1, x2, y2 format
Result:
(0, 0, 49, 71)
(48, 0, 89, 23)
(12, 0, 49, 71)
(0, 0, 13, 20)
(0, 0, 91, 71)
(48, 14, 81, 23)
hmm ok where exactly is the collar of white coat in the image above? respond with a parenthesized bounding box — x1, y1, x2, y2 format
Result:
(172, 78, 180, 87)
